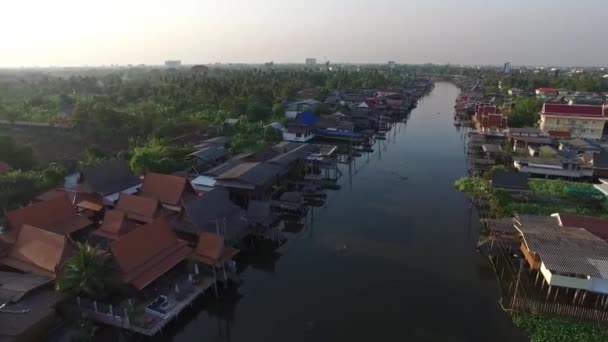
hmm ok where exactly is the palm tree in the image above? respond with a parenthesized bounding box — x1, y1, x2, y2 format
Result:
(57, 243, 121, 300)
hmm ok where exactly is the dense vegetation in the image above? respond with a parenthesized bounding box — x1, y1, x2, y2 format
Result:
(454, 176, 606, 218)
(506, 97, 544, 128)
(0, 135, 37, 170)
(513, 313, 608, 342)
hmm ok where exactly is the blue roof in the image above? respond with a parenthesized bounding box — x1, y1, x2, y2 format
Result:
(296, 112, 318, 126)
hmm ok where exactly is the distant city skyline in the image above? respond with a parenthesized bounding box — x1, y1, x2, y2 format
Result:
(2, 0, 608, 67)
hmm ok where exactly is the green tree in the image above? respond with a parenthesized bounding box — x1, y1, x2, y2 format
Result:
(0, 136, 37, 170)
(129, 138, 193, 174)
(57, 243, 121, 300)
(78, 146, 108, 169)
(509, 97, 543, 128)
(271, 103, 284, 119)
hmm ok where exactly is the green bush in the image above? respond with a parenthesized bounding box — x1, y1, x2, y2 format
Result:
(512, 313, 608, 342)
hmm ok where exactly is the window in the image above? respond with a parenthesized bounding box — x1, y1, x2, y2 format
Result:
(569, 119, 576, 125)
(296, 133, 302, 138)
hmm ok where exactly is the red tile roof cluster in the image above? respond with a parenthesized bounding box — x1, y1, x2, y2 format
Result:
(35, 188, 104, 208)
(140, 173, 194, 207)
(0, 161, 12, 175)
(115, 194, 162, 223)
(542, 103, 605, 118)
(92, 210, 135, 241)
(474, 105, 507, 129)
(556, 214, 608, 240)
(3, 195, 92, 244)
(110, 217, 192, 290)
(1, 225, 72, 277)
(475, 104, 503, 115)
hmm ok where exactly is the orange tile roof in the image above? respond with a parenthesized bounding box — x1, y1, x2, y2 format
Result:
(140, 173, 195, 207)
(115, 194, 162, 223)
(1, 225, 72, 278)
(191, 232, 239, 266)
(110, 217, 192, 290)
(3, 195, 92, 244)
(92, 210, 135, 241)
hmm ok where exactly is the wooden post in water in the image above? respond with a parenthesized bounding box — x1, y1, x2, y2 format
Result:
(213, 267, 219, 298)
(546, 286, 552, 300)
(554, 288, 559, 302)
(573, 289, 580, 304)
(510, 258, 524, 309)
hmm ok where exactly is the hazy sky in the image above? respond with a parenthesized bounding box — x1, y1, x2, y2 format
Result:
(2, 0, 607, 67)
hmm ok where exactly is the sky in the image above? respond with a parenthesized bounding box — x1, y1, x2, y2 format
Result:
(2, 0, 607, 67)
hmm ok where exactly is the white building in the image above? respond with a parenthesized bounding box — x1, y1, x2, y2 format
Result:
(305, 58, 317, 65)
(164, 60, 182, 68)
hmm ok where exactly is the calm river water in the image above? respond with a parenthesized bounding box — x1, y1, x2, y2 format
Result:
(158, 82, 528, 342)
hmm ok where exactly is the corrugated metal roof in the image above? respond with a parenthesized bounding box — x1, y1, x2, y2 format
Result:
(516, 215, 608, 278)
(80, 159, 141, 196)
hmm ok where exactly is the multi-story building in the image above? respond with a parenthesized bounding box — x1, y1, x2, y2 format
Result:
(305, 58, 317, 65)
(539, 103, 607, 139)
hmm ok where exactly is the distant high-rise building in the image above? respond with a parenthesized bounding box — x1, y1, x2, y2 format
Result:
(305, 58, 317, 65)
(164, 60, 182, 68)
(388, 61, 396, 70)
(503, 62, 511, 74)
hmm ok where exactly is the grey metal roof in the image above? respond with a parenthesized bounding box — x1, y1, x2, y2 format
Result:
(515, 215, 608, 278)
(202, 136, 231, 146)
(188, 146, 226, 162)
(176, 188, 247, 239)
(204, 159, 243, 177)
(267, 144, 317, 166)
(217, 162, 280, 187)
(513, 136, 553, 145)
(482, 144, 502, 153)
(0, 272, 51, 303)
(491, 172, 529, 191)
(80, 159, 141, 195)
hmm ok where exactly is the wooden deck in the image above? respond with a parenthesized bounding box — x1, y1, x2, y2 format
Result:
(81, 276, 216, 336)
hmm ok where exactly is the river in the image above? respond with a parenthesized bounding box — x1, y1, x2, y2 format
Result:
(158, 82, 528, 342)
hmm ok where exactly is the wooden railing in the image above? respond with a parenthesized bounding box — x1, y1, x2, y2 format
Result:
(512, 297, 608, 323)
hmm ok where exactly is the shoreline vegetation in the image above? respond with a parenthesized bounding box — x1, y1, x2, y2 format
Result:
(455, 171, 608, 342)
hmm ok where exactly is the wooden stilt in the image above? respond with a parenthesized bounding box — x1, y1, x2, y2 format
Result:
(535, 271, 540, 285)
(573, 289, 580, 304)
(213, 267, 219, 298)
(554, 288, 559, 302)
(595, 295, 600, 308)
(510, 259, 524, 309)
(580, 291, 587, 305)
(546, 286, 552, 300)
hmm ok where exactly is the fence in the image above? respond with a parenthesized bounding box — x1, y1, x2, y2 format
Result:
(512, 297, 608, 323)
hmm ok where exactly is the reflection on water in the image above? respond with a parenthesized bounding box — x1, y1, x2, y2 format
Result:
(157, 83, 527, 342)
